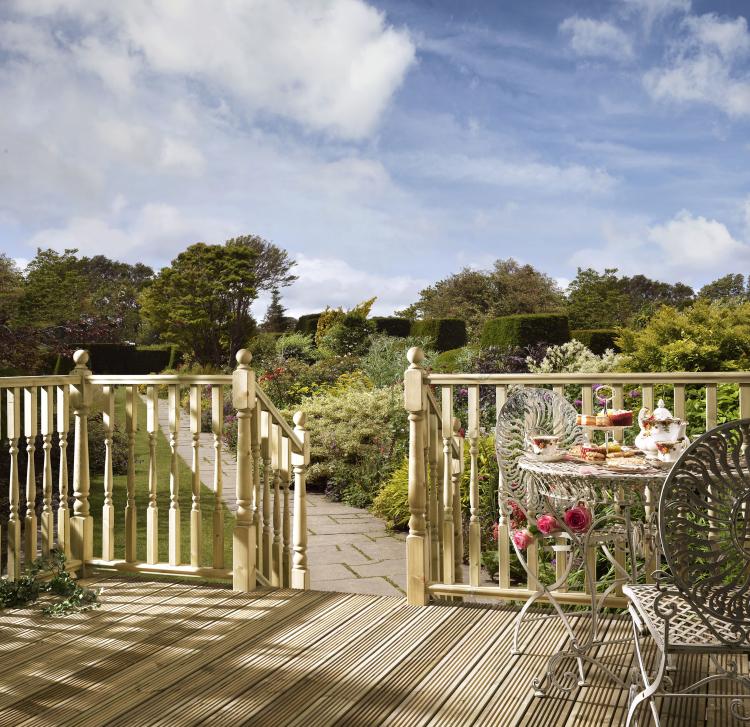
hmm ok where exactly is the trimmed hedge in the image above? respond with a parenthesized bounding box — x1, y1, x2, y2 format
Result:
(65, 343, 181, 374)
(572, 328, 620, 355)
(296, 313, 323, 336)
(372, 317, 411, 338)
(481, 314, 570, 349)
(410, 319, 467, 352)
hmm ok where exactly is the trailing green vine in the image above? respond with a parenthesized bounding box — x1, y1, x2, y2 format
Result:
(0, 551, 101, 616)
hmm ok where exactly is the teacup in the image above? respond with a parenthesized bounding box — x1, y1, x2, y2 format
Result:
(529, 435, 562, 460)
(655, 438, 687, 463)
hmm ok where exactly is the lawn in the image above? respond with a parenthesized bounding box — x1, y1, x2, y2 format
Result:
(87, 390, 235, 568)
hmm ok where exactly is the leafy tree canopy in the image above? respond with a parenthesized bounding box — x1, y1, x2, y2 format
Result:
(0, 253, 23, 326)
(397, 259, 564, 338)
(698, 273, 748, 304)
(139, 241, 257, 365)
(225, 235, 297, 292)
(566, 268, 694, 329)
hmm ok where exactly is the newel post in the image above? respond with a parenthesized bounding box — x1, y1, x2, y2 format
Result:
(70, 349, 93, 567)
(232, 349, 257, 591)
(291, 411, 310, 590)
(405, 347, 429, 606)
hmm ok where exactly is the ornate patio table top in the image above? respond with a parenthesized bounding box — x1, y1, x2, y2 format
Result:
(518, 454, 672, 487)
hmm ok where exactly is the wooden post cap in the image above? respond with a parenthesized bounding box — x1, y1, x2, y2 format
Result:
(73, 349, 90, 367)
(235, 349, 253, 366)
(406, 347, 424, 367)
(452, 417, 461, 434)
(293, 411, 306, 428)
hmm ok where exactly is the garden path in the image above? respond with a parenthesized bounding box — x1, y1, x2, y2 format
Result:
(154, 398, 409, 596)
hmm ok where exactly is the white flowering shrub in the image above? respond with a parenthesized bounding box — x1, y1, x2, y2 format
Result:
(527, 340, 622, 374)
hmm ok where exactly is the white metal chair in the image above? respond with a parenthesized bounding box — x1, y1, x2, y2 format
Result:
(624, 419, 750, 725)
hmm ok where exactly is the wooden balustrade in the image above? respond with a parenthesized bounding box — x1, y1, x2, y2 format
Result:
(405, 349, 750, 606)
(0, 349, 309, 594)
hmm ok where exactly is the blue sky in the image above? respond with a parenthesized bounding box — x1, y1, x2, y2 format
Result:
(1, 0, 749, 317)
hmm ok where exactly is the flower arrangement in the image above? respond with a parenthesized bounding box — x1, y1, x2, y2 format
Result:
(508, 503, 592, 549)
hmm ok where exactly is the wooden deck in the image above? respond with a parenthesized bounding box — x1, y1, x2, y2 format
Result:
(0, 576, 744, 726)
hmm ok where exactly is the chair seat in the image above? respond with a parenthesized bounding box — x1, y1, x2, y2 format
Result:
(623, 583, 750, 653)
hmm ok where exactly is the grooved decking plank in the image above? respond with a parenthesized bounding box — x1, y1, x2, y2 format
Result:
(243, 598, 422, 726)
(0, 578, 181, 671)
(282, 599, 461, 726)
(381, 606, 518, 727)
(140, 593, 383, 727)
(7, 583, 253, 727)
(61, 589, 334, 727)
(331, 604, 496, 727)
(198, 596, 405, 726)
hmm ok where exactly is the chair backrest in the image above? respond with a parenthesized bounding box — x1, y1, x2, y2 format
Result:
(495, 387, 582, 511)
(659, 419, 750, 646)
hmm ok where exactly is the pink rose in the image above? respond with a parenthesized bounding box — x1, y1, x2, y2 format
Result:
(564, 505, 592, 534)
(536, 514, 560, 536)
(512, 529, 534, 550)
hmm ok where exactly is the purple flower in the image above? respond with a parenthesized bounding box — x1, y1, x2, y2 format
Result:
(459, 388, 468, 398)
(574, 398, 582, 407)
(628, 389, 641, 399)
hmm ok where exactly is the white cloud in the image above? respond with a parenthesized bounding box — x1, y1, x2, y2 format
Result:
(26, 204, 239, 262)
(621, 0, 691, 33)
(684, 13, 750, 59)
(644, 12, 750, 117)
(5, 0, 415, 140)
(560, 17, 633, 61)
(570, 207, 750, 282)
(400, 152, 616, 195)
(267, 254, 429, 318)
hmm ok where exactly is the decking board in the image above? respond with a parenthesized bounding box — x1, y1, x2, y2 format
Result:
(0, 577, 746, 726)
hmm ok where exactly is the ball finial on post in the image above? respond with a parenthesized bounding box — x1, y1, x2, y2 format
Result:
(293, 411, 306, 428)
(235, 349, 253, 367)
(406, 346, 424, 368)
(452, 417, 462, 435)
(73, 349, 90, 367)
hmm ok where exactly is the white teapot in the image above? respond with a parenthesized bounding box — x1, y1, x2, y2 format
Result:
(635, 399, 688, 459)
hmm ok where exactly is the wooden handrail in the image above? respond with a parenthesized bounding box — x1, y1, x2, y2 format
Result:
(256, 387, 305, 454)
(0, 374, 79, 388)
(428, 372, 750, 385)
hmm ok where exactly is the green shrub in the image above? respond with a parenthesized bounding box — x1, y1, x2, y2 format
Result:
(246, 332, 283, 367)
(292, 384, 406, 507)
(619, 300, 750, 372)
(275, 332, 316, 362)
(432, 347, 466, 373)
(257, 356, 361, 409)
(410, 319, 467, 351)
(372, 317, 411, 337)
(317, 315, 375, 357)
(480, 313, 569, 349)
(296, 313, 322, 336)
(571, 329, 620, 354)
(68, 414, 128, 475)
(360, 335, 434, 387)
(371, 457, 409, 529)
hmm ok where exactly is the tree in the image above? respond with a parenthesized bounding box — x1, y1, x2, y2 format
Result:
(225, 235, 297, 292)
(397, 259, 564, 338)
(139, 242, 258, 365)
(698, 274, 747, 304)
(0, 253, 23, 325)
(566, 268, 694, 329)
(261, 287, 288, 332)
(15, 248, 89, 329)
(565, 268, 631, 329)
(77, 255, 153, 340)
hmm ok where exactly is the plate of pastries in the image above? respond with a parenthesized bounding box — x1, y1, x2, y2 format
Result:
(576, 409, 633, 427)
(569, 442, 639, 462)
